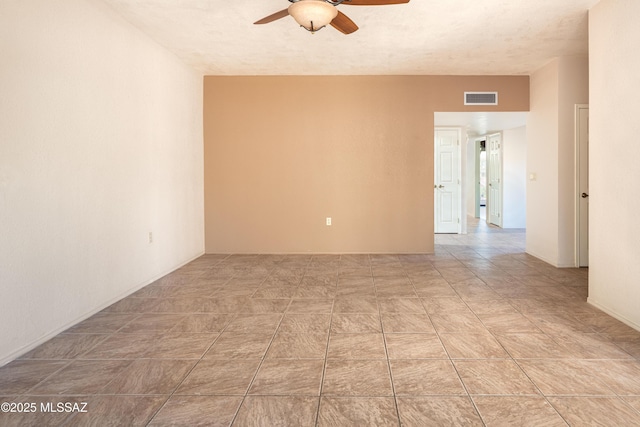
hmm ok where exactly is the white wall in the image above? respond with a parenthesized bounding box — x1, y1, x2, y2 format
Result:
(589, 0, 640, 330)
(0, 0, 204, 364)
(527, 60, 560, 265)
(502, 126, 527, 228)
(526, 56, 588, 267)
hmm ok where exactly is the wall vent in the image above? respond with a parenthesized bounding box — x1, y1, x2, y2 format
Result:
(464, 92, 498, 105)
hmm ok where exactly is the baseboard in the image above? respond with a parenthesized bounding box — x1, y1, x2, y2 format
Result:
(0, 251, 204, 367)
(524, 250, 577, 269)
(587, 298, 640, 333)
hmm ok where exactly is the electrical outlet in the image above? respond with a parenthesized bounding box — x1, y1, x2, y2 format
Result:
(148, 232, 153, 243)
(326, 217, 332, 226)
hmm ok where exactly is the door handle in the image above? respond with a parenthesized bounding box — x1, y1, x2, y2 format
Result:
(438, 185, 444, 189)
(581, 193, 589, 198)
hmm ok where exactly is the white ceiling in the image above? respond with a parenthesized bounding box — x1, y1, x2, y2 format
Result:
(101, 0, 599, 75)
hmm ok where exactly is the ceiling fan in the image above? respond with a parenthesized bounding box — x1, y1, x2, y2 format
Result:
(254, 0, 410, 35)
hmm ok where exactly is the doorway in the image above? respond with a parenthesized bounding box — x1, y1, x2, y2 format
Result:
(575, 104, 589, 267)
(475, 139, 487, 220)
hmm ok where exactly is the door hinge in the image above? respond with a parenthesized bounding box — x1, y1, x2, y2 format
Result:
(458, 218, 460, 223)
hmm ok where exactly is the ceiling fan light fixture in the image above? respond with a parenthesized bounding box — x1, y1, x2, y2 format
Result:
(288, 0, 338, 33)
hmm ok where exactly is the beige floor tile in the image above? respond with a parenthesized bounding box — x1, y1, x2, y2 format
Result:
(333, 297, 378, 313)
(430, 313, 488, 334)
(105, 297, 159, 313)
(378, 298, 425, 313)
(318, 397, 398, 426)
(327, 333, 386, 359)
(380, 313, 435, 333)
(473, 396, 566, 427)
(117, 314, 186, 333)
(337, 276, 374, 287)
(517, 359, 615, 396)
(439, 332, 510, 359)
(413, 280, 458, 298)
(548, 397, 640, 426)
(277, 313, 331, 333)
(224, 313, 283, 334)
(390, 360, 466, 396)
(64, 396, 167, 427)
(322, 360, 393, 396)
(170, 313, 232, 333)
(175, 359, 260, 395)
(66, 312, 139, 333)
(252, 286, 298, 299)
(331, 313, 382, 333)
(375, 284, 418, 298)
(384, 334, 448, 359)
(0, 396, 76, 427)
(149, 395, 242, 427)
(228, 298, 290, 314)
(465, 299, 518, 315)
(0, 360, 68, 395)
(553, 332, 634, 359)
(423, 297, 472, 315)
(585, 359, 640, 395)
(396, 396, 483, 427)
(150, 297, 212, 313)
(266, 333, 329, 359)
(204, 333, 273, 359)
(336, 285, 377, 298)
(102, 359, 196, 395)
(454, 360, 540, 395)
(287, 299, 333, 313)
(19, 333, 108, 360)
(248, 359, 324, 395)
(451, 281, 502, 301)
(81, 332, 161, 359)
(233, 396, 318, 427)
(28, 360, 132, 395)
(478, 313, 542, 334)
(495, 333, 575, 358)
(624, 396, 640, 411)
(437, 267, 477, 283)
(143, 332, 217, 359)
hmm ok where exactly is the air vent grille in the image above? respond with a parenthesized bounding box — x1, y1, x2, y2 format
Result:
(464, 92, 498, 105)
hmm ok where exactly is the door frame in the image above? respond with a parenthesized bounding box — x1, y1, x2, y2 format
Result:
(575, 104, 589, 267)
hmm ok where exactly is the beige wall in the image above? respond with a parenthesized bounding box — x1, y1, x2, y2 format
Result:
(0, 0, 204, 364)
(589, 0, 640, 330)
(526, 57, 588, 267)
(204, 76, 528, 253)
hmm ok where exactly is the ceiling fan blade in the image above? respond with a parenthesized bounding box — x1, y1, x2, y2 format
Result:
(254, 9, 289, 25)
(341, 0, 409, 5)
(331, 11, 359, 34)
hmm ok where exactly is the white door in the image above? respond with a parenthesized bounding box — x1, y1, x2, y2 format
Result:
(434, 129, 460, 233)
(576, 105, 589, 267)
(488, 133, 502, 227)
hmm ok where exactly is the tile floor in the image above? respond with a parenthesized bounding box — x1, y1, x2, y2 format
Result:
(2, 218, 640, 426)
